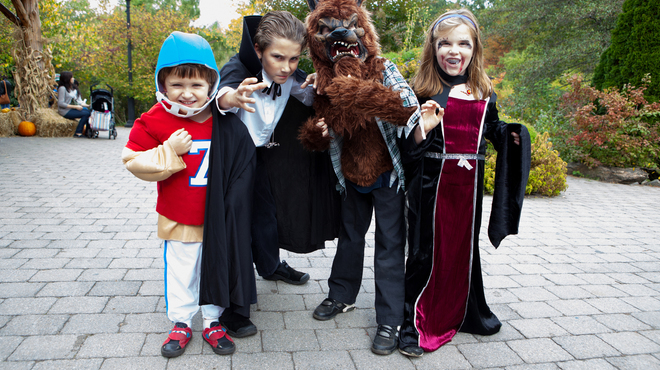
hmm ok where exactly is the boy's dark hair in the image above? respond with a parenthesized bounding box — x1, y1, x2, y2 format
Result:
(157, 63, 218, 94)
(254, 11, 306, 51)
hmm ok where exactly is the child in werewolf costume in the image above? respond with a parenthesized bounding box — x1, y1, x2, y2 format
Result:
(299, 0, 430, 355)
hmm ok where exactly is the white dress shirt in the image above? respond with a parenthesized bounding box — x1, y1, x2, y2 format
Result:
(217, 71, 314, 147)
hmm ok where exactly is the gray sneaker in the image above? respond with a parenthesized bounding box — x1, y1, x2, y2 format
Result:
(371, 325, 398, 355)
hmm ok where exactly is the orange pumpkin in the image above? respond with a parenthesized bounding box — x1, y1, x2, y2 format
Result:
(18, 121, 36, 136)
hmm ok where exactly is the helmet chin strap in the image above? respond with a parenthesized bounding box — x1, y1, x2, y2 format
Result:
(156, 91, 217, 118)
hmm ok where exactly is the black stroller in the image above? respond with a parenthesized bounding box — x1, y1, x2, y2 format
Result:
(87, 83, 117, 139)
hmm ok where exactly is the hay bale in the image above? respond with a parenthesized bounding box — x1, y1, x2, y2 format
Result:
(0, 113, 13, 137)
(9, 110, 22, 134)
(28, 108, 78, 137)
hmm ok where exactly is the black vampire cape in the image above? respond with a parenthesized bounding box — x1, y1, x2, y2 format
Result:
(399, 74, 531, 350)
(199, 105, 257, 318)
(218, 15, 340, 253)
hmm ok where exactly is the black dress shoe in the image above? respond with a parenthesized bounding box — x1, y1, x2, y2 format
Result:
(312, 298, 355, 321)
(219, 311, 257, 338)
(371, 325, 398, 355)
(263, 260, 310, 285)
(399, 344, 424, 357)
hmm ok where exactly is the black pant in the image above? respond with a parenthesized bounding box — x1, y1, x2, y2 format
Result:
(251, 148, 280, 277)
(328, 180, 406, 325)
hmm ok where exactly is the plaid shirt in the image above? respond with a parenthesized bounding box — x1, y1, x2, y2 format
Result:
(329, 59, 420, 193)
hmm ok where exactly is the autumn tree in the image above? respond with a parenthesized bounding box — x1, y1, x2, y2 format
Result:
(1, 0, 57, 115)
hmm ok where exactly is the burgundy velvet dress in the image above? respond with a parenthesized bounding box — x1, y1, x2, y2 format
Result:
(399, 90, 516, 352)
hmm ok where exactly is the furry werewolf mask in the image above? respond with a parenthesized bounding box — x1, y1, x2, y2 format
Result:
(305, 0, 381, 94)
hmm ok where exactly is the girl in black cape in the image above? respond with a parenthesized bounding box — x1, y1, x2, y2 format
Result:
(397, 9, 531, 357)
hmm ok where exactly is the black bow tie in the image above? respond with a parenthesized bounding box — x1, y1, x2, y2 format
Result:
(262, 81, 281, 100)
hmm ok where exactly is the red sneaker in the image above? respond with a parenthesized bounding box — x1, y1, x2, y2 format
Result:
(161, 322, 192, 358)
(203, 322, 236, 355)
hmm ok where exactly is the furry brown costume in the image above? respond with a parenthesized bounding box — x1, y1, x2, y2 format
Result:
(299, 0, 416, 187)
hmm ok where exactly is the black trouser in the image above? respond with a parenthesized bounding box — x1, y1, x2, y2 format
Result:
(328, 180, 406, 325)
(251, 148, 280, 277)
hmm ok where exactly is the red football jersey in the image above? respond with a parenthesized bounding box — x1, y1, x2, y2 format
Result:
(126, 104, 212, 225)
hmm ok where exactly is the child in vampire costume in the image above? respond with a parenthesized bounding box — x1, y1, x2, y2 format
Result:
(212, 12, 341, 335)
(397, 9, 531, 357)
(299, 0, 421, 355)
(123, 31, 256, 357)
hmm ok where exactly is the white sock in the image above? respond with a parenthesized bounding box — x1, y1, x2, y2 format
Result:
(203, 318, 217, 329)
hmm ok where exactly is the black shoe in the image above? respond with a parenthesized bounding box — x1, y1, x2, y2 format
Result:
(263, 260, 310, 285)
(312, 298, 355, 321)
(219, 313, 257, 338)
(371, 325, 398, 355)
(399, 344, 424, 357)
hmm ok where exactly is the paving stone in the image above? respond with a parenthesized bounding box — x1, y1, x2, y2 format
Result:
(29, 269, 82, 282)
(0, 361, 34, 369)
(36, 282, 94, 297)
(598, 331, 660, 355)
(508, 318, 568, 338)
(76, 333, 146, 358)
(123, 269, 161, 281)
(509, 287, 560, 301)
(580, 285, 627, 297)
(0, 336, 23, 361)
(0, 314, 69, 336)
(412, 345, 471, 370)
(262, 329, 319, 351)
(292, 351, 354, 370)
(0, 298, 56, 315)
(103, 297, 159, 314)
(98, 356, 167, 370)
(0, 270, 37, 283)
(61, 314, 124, 334)
(508, 301, 563, 318)
(88, 281, 141, 296)
(606, 354, 660, 370)
(49, 297, 108, 314)
(32, 359, 104, 370)
(164, 354, 231, 369)
(0, 283, 45, 298)
(283, 310, 335, 330)
(316, 328, 370, 350)
(551, 316, 613, 335)
(556, 358, 617, 370)
(119, 313, 169, 333)
(77, 269, 127, 281)
(458, 342, 523, 368)
(507, 338, 573, 363)
(8, 334, 79, 361)
(545, 285, 595, 300)
(585, 298, 638, 313)
(553, 334, 620, 359)
(137, 281, 162, 296)
(257, 293, 306, 312)
(594, 313, 653, 331)
(632, 311, 660, 329)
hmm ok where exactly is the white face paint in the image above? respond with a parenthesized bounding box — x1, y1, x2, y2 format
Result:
(435, 24, 474, 77)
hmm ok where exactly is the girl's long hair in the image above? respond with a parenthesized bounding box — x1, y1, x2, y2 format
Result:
(411, 9, 492, 100)
(58, 71, 80, 96)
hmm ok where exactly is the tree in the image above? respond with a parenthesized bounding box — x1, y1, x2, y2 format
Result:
(593, 0, 660, 101)
(482, 0, 624, 94)
(1, 0, 57, 115)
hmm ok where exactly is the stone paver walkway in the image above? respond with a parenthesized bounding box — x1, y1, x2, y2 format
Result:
(1, 127, 659, 369)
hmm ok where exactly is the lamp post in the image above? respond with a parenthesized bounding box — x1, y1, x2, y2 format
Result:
(125, 0, 135, 127)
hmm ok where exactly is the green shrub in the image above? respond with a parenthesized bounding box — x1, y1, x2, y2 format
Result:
(561, 74, 660, 169)
(593, 0, 660, 102)
(485, 131, 568, 197)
